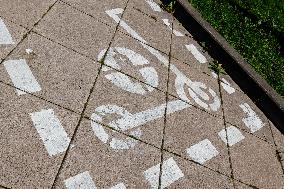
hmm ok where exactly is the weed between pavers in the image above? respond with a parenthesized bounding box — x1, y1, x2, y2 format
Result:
(209, 60, 226, 76)
(161, 0, 177, 13)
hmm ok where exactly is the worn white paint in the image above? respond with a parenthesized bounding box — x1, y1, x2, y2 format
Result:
(185, 44, 207, 64)
(91, 100, 189, 149)
(4, 59, 41, 95)
(99, 47, 159, 95)
(145, 0, 162, 12)
(211, 72, 235, 94)
(106, 9, 221, 112)
(64, 171, 97, 189)
(221, 78, 235, 94)
(144, 157, 184, 189)
(186, 139, 219, 164)
(239, 103, 264, 133)
(110, 183, 127, 189)
(30, 109, 70, 156)
(0, 18, 14, 45)
(162, 19, 184, 37)
(25, 48, 33, 54)
(218, 126, 245, 146)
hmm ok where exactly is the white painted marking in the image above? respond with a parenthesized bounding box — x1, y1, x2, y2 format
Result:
(30, 109, 70, 156)
(106, 9, 221, 112)
(25, 48, 33, 54)
(239, 103, 264, 133)
(110, 183, 126, 189)
(4, 59, 41, 95)
(221, 78, 235, 94)
(0, 18, 14, 45)
(144, 157, 184, 189)
(99, 47, 159, 95)
(211, 72, 236, 94)
(64, 171, 97, 189)
(162, 19, 184, 37)
(91, 100, 190, 149)
(145, 0, 162, 12)
(218, 126, 245, 146)
(186, 139, 219, 164)
(185, 44, 207, 64)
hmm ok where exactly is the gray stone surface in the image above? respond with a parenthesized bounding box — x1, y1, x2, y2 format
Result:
(0, 18, 28, 60)
(0, 83, 80, 188)
(0, 33, 101, 113)
(33, 1, 116, 60)
(0, 0, 57, 29)
(53, 118, 161, 189)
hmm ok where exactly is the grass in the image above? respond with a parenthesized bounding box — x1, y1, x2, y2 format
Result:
(188, 0, 284, 97)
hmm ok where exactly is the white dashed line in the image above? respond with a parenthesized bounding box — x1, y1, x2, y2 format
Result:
(239, 103, 264, 133)
(30, 109, 70, 156)
(64, 171, 97, 189)
(185, 44, 207, 64)
(0, 18, 14, 45)
(218, 126, 245, 146)
(144, 157, 184, 189)
(186, 139, 219, 164)
(4, 59, 42, 95)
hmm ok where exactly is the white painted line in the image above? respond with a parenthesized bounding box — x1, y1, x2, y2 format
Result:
(145, 0, 162, 12)
(221, 78, 235, 94)
(218, 126, 245, 146)
(144, 157, 184, 189)
(186, 139, 219, 164)
(4, 59, 41, 95)
(30, 109, 71, 156)
(185, 44, 207, 64)
(162, 19, 184, 37)
(110, 183, 127, 189)
(64, 171, 97, 189)
(239, 103, 264, 133)
(0, 18, 14, 45)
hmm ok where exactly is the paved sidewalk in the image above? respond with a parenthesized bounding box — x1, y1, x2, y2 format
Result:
(0, 0, 284, 188)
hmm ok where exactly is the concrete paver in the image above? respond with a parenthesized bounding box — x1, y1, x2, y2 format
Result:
(0, 83, 80, 188)
(53, 118, 161, 189)
(1, 0, 284, 188)
(83, 72, 166, 148)
(119, 5, 172, 54)
(33, 1, 116, 60)
(164, 95, 231, 175)
(0, 18, 28, 61)
(161, 153, 234, 189)
(0, 33, 101, 113)
(229, 126, 284, 188)
(0, 0, 57, 29)
(61, 0, 128, 28)
(221, 81, 275, 145)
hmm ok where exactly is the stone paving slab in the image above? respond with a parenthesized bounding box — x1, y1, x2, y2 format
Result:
(53, 118, 161, 189)
(33, 1, 116, 60)
(0, 32, 101, 113)
(0, 83, 80, 188)
(83, 72, 166, 148)
(0, 18, 28, 61)
(0, 0, 284, 188)
(0, 0, 57, 29)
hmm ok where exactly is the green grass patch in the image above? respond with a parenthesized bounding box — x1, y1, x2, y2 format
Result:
(188, 0, 284, 97)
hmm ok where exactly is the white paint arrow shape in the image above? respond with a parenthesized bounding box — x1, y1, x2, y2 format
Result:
(0, 18, 15, 45)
